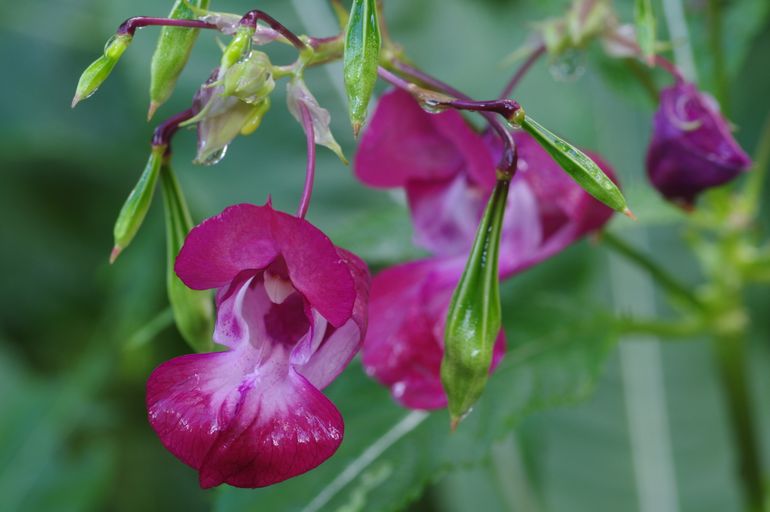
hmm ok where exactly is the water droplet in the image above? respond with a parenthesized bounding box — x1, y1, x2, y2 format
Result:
(197, 146, 228, 166)
(420, 99, 448, 115)
(549, 49, 586, 82)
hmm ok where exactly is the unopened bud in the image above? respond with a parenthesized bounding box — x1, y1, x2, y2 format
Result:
(343, 0, 382, 137)
(222, 51, 275, 104)
(111, 144, 165, 262)
(441, 178, 510, 427)
(72, 33, 132, 107)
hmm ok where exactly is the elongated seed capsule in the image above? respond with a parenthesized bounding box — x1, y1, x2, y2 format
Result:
(148, 0, 212, 120)
(72, 33, 133, 107)
(515, 112, 633, 217)
(343, 0, 381, 137)
(441, 177, 510, 429)
(160, 162, 214, 352)
(111, 144, 165, 263)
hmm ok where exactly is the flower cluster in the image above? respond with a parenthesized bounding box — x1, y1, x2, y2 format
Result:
(355, 89, 616, 409)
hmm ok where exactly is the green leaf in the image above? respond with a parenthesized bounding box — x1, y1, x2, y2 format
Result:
(442, 179, 508, 425)
(214, 259, 618, 512)
(160, 163, 214, 352)
(343, 0, 382, 137)
(634, 0, 656, 65)
(519, 114, 631, 216)
(148, 0, 211, 120)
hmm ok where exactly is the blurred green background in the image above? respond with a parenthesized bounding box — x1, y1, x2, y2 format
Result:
(1, 0, 769, 511)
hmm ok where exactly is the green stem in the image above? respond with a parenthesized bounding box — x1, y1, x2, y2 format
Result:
(602, 231, 706, 311)
(617, 316, 704, 339)
(707, 0, 728, 113)
(713, 332, 765, 511)
(744, 110, 770, 217)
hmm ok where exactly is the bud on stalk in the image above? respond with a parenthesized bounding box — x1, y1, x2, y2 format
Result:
(111, 145, 166, 263)
(148, 0, 211, 120)
(160, 162, 214, 352)
(343, 0, 381, 137)
(72, 33, 132, 107)
(514, 111, 633, 218)
(441, 177, 510, 428)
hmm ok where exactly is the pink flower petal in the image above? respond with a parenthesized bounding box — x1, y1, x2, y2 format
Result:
(354, 89, 494, 188)
(175, 204, 278, 290)
(147, 349, 343, 489)
(176, 203, 356, 327)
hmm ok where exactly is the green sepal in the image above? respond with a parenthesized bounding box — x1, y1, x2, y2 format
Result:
(518, 114, 631, 216)
(111, 144, 165, 263)
(221, 25, 254, 71)
(148, 0, 212, 119)
(160, 161, 214, 352)
(343, 0, 381, 137)
(72, 33, 132, 107)
(634, 0, 657, 65)
(441, 178, 510, 427)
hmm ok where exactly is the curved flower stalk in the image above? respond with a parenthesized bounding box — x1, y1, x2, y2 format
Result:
(646, 80, 752, 205)
(147, 203, 370, 488)
(355, 89, 616, 409)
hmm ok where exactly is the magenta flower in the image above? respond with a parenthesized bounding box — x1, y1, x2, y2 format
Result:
(146, 203, 369, 488)
(647, 81, 752, 205)
(355, 89, 616, 409)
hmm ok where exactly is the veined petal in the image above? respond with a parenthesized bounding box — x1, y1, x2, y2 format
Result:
(295, 248, 370, 390)
(175, 204, 278, 290)
(176, 203, 356, 327)
(147, 349, 343, 489)
(354, 89, 494, 188)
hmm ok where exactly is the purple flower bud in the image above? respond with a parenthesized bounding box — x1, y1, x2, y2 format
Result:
(646, 81, 752, 205)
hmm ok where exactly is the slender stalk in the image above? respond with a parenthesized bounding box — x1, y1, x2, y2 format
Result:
(713, 332, 765, 511)
(117, 17, 215, 36)
(744, 110, 770, 217)
(602, 231, 705, 311)
(707, 0, 728, 113)
(152, 108, 195, 149)
(604, 31, 684, 82)
(499, 43, 545, 99)
(239, 10, 308, 51)
(616, 316, 704, 339)
(296, 104, 316, 219)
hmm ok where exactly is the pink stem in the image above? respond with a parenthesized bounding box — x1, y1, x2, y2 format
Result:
(117, 17, 215, 36)
(152, 108, 195, 153)
(499, 43, 546, 99)
(296, 104, 316, 219)
(239, 10, 307, 51)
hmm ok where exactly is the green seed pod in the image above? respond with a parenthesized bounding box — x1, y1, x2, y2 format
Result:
(343, 0, 381, 137)
(160, 162, 214, 352)
(111, 144, 165, 263)
(441, 178, 510, 428)
(72, 33, 132, 107)
(222, 51, 275, 104)
(240, 98, 271, 136)
(148, 0, 212, 120)
(517, 113, 633, 217)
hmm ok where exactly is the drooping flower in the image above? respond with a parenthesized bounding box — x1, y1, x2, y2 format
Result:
(355, 88, 616, 409)
(646, 81, 752, 205)
(146, 203, 369, 488)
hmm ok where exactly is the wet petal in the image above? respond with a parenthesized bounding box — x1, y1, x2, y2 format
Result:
(175, 204, 278, 290)
(147, 349, 343, 489)
(355, 89, 494, 188)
